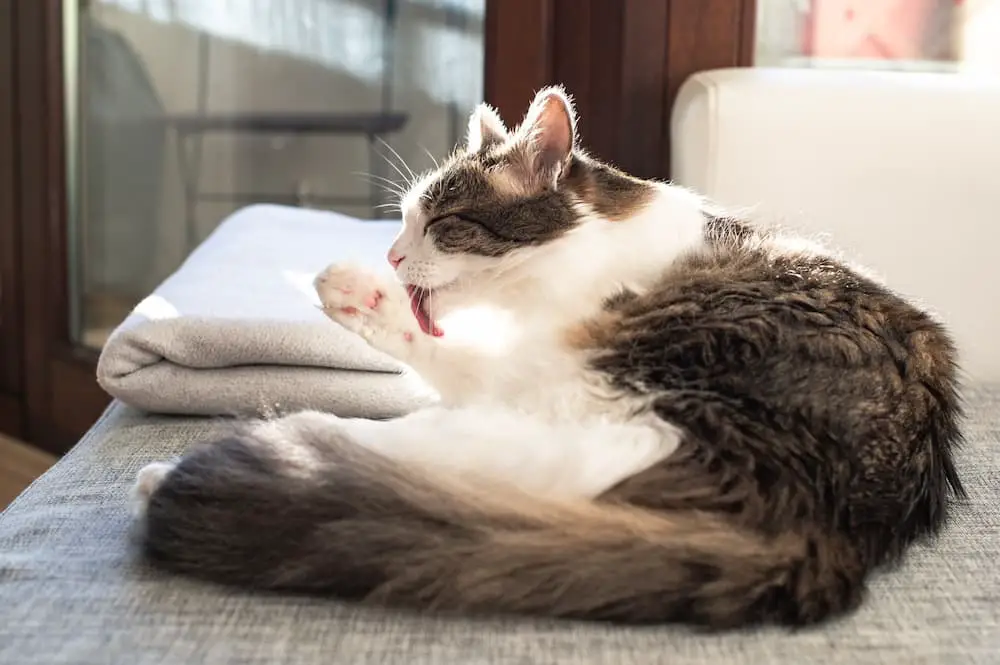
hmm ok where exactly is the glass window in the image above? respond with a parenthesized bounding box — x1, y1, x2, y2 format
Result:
(68, 0, 484, 349)
(756, 0, 1000, 75)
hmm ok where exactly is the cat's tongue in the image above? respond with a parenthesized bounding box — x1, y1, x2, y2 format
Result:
(405, 285, 444, 337)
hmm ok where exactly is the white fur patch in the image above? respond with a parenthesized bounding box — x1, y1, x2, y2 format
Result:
(130, 461, 176, 517)
(288, 407, 681, 500)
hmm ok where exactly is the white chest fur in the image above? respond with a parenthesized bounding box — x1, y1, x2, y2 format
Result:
(427, 311, 615, 418)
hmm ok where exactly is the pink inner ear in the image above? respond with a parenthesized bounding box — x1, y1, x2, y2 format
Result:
(533, 95, 573, 172)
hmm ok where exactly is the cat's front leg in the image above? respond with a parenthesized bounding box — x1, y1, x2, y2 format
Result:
(314, 263, 424, 363)
(315, 263, 500, 401)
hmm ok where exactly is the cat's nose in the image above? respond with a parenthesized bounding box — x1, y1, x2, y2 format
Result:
(387, 249, 405, 269)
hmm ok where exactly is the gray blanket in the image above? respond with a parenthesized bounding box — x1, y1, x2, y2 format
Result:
(96, 205, 436, 418)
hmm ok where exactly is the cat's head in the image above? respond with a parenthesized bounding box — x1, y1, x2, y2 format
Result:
(388, 86, 652, 335)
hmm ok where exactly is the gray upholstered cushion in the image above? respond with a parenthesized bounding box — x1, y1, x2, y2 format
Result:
(1, 391, 998, 664)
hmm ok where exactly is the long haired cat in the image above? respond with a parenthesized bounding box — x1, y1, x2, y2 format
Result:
(132, 86, 964, 628)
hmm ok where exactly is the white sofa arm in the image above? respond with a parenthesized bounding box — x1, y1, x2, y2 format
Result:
(671, 67, 1000, 382)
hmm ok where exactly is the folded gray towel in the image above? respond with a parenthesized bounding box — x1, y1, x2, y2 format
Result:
(96, 205, 436, 418)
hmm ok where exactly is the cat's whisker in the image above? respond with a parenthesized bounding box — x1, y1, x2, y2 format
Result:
(369, 143, 412, 189)
(376, 137, 417, 186)
(419, 143, 440, 170)
(376, 157, 413, 191)
(352, 170, 402, 187)
(366, 186, 405, 203)
(356, 177, 402, 194)
(351, 171, 405, 191)
(353, 172, 406, 198)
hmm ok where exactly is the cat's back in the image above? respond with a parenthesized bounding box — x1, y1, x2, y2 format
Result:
(574, 216, 961, 476)
(585, 216, 958, 392)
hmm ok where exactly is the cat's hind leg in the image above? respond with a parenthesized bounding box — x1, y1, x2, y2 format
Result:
(131, 406, 681, 524)
(130, 461, 177, 518)
(279, 406, 682, 501)
(128, 411, 340, 520)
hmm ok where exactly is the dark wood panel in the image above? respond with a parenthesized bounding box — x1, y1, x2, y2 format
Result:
(15, 0, 62, 444)
(618, 0, 672, 179)
(44, 357, 110, 455)
(738, 0, 758, 67)
(663, 0, 757, 177)
(549, 0, 671, 179)
(552, 0, 622, 166)
(0, 0, 22, 398)
(551, 0, 591, 120)
(0, 393, 24, 440)
(484, 0, 555, 127)
(583, 0, 670, 179)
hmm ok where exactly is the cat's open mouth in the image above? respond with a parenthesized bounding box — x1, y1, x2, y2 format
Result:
(405, 285, 444, 337)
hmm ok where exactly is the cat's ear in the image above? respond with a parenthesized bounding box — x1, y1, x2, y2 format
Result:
(466, 103, 509, 153)
(514, 86, 577, 187)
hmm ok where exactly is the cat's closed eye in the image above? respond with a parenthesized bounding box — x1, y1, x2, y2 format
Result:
(427, 215, 485, 253)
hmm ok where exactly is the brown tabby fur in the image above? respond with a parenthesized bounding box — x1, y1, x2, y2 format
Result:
(139, 93, 965, 630)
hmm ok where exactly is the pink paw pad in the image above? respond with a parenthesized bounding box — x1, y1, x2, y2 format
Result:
(403, 331, 414, 342)
(363, 290, 384, 310)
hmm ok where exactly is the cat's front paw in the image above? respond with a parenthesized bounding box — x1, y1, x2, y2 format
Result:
(314, 263, 420, 358)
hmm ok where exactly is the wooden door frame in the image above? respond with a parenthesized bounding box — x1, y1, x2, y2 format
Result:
(6, 0, 756, 453)
(1, 1, 25, 437)
(10, 0, 109, 454)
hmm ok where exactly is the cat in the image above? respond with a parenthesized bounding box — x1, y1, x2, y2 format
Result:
(131, 85, 965, 629)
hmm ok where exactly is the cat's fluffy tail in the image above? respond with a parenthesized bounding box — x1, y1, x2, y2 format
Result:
(138, 429, 864, 628)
